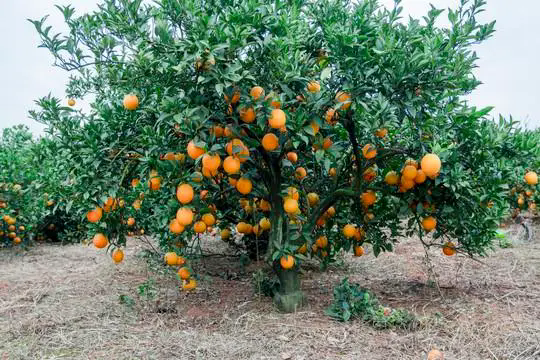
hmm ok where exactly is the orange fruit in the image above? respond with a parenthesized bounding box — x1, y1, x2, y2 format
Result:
(112, 249, 124, 264)
(182, 278, 197, 290)
(127, 217, 135, 226)
(328, 168, 337, 177)
(223, 156, 241, 174)
(250, 86, 265, 100)
(422, 216, 437, 232)
(229, 177, 238, 186)
(385, 171, 399, 185)
(280, 255, 295, 269)
(8, 225, 15, 232)
(192, 172, 203, 182)
(68, 99, 75, 106)
(226, 138, 244, 155)
(268, 109, 286, 129)
(309, 121, 320, 135)
(202, 213, 216, 226)
(375, 128, 387, 138)
(258, 199, 271, 212)
(287, 152, 298, 163)
(187, 140, 206, 159)
(323, 137, 333, 150)
(239, 106, 256, 123)
(343, 224, 356, 238)
(194, 221, 206, 233)
(283, 198, 299, 213)
(287, 187, 300, 200)
(259, 217, 271, 231)
(361, 191, 376, 207)
(220, 228, 231, 240)
(212, 125, 224, 137)
(131, 178, 140, 187)
(86, 207, 103, 223)
(224, 90, 241, 104)
(170, 219, 185, 234)
(202, 153, 221, 172)
(325, 206, 336, 217)
(202, 166, 218, 178)
(123, 94, 139, 110)
(362, 144, 377, 159)
(176, 183, 194, 204)
(335, 91, 351, 110)
(262, 133, 279, 151)
(149, 177, 161, 191)
(420, 154, 441, 177)
(200, 190, 208, 200)
(295, 167, 307, 180)
(8, 232, 16, 239)
(236, 177, 253, 194)
(132, 199, 142, 210)
(525, 171, 538, 185)
(178, 267, 190, 280)
(176, 207, 194, 226)
(405, 159, 419, 169)
(93, 233, 108, 249)
(298, 244, 307, 254)
(236, 222, 252, 234)
(307, 192, 319, 206)
(13, 237, 22, 244)
(442, 242, 456, 256)
(401, 177, 415, 190)
(363, 167, 377, 182)
(315, 235, 328, 248)
(414, 169, 426, 184)
(164, 252, 178, 266)
(402, 165, 417, 180)
(325, 108, 338, 125)
(354, 245, 364, 257)
(307, 81, 320, 93)
(162, 152, 176, 160)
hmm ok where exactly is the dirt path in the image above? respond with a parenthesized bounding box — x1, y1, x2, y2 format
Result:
(1, 224, 539, 360)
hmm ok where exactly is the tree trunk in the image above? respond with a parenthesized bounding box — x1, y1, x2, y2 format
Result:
(273, 261, 306, 313)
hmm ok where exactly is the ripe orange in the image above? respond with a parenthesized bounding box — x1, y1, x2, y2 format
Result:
(162, 152, 176, 160)
(250, 86, 265, 100)
(236, 222, 252, 234)
(283, 198, 299, 214)
(13, 237, 22, 244)
(295, 167, 307, 180)
(127, 217, 135, 226)
(325, 108, 338, 125)
(259, 217, 271, 230)
(220, 228, 231, 240)
(325, 206, 336, 217)
(112, 249, 124, 264)
(8, 225, 15, 232)
(202, 153, 221, 172)
(363, 167, 376, 182)
(525, 171, 538, 185)
(176, 183, 194, 204)
(93, 233, 108, 249)
(178, 267, 190, 280)
(315, 235, 328, 248)
(401, 176, 415, 190)
(170, 219, 185, 234)
(287, 187, 300, 200)
(375, 128, 388, 138)
(176, 207, 194, 226)
(268, 109, 286, 129)
(280, 255, 295, 269)
(223, 156, 241, 174)
(335, 91, 351, 110)
(236, 177, 253, 195)
(328, 168, 337, 177)
(307, 81, 320, 93)
(200, 190, 208, 200)
(420, 154, 441, 177)
(354, 245, 365, 257)
(239, 106, 256, 123)
(258, 199, 271, 212)
(164, 252, 178, 266)
(422, 216, 437, 232)
(202, 166, 218, 178)
(226, 138, 244, 155)
(442, 242, 456, 256)
(68, 98, 75, 106)
(149, 177, 161, 191)
(131, 178, 140, 187)
(407, 170, 421, 184)
(194, 221, 207, 233)
(132, 199, 142, 210)
(323, 137, 333, 150)
(343, 224, 356, 238)
(212, 125, 224, 138)
(224, 90, 241, 104)
(362, 144, 377, 159)
(262, 133, 279, 151)
(405, 159, 419, 169)
(202, 213, 216, 226)
(287, 152, 298, 163)
(86, 207, 103, 223)
(298, 244, 307, 254)
(402, 165, 417, 180)
(385, 171, 399, 185)
(361, 191, 376, 207)
(182, 278, 197, 290)
(8, 232, 16, 239)
(307, 193, 320, 206)
(309, 121, 320, 135)
(187, 140, 206, 159)
(123, 94, 139, 110)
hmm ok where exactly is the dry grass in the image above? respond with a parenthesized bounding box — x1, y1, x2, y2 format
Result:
(0, 221, 539, 360)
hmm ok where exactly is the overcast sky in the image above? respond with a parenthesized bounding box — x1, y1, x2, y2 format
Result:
(1, 1, 538, 135)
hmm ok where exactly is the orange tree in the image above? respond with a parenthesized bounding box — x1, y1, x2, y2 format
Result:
(29, 0, 509, 311)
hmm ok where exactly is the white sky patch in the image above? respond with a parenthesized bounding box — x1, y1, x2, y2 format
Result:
(0, 0, 538, 135)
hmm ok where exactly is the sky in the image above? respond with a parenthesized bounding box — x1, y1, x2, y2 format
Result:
(0, 1, 539, 135)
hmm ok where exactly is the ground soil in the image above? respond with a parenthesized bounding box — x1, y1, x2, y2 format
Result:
(1, 221, 539, 360)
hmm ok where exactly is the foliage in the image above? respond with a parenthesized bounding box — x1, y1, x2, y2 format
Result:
(325, 278, 417, 329)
